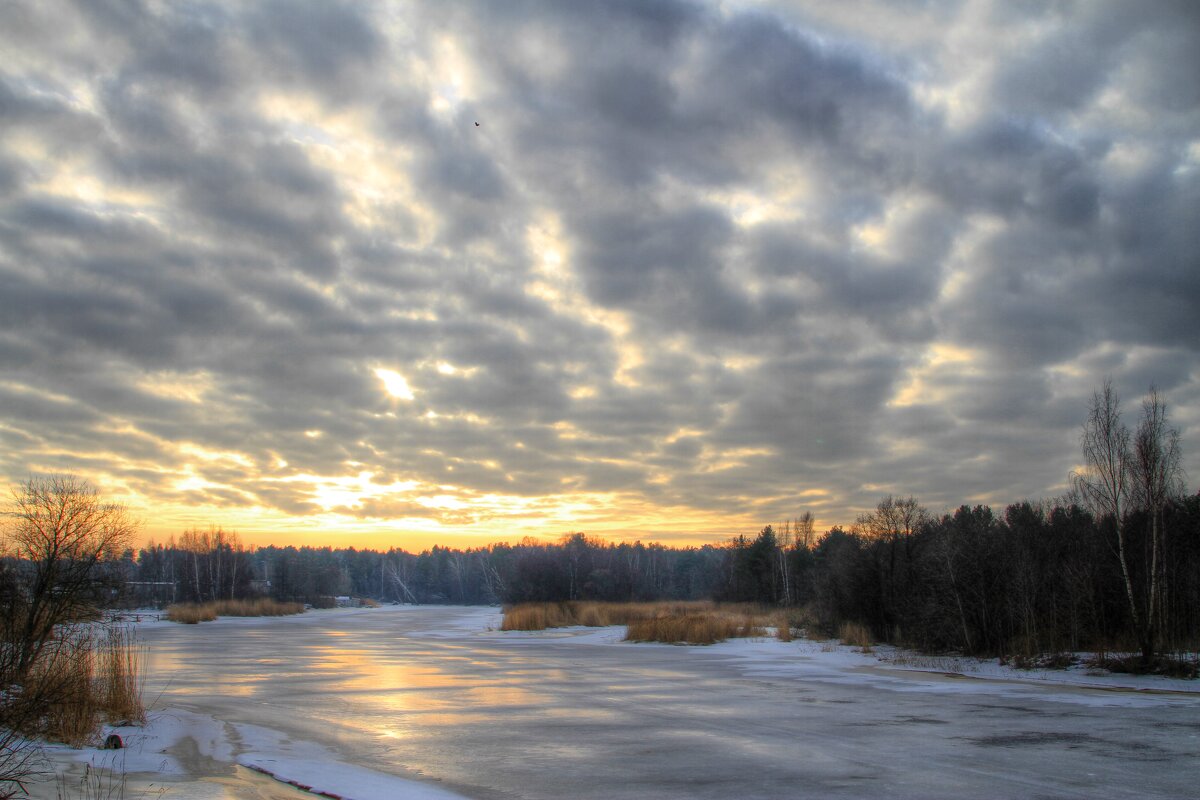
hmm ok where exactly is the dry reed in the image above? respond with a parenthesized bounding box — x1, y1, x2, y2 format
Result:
(165, 604, 217, 624)
(98, 625, 145, 725)
(838, 621, 874, 652)
(624, 610, 768, 645)
(32, 630, 97, 747)
(56, 760, 127, 800)
(167, 598, 304, 623)
(500, 601, 782, 645)
(774, 612, 794, 642)
(17, 624, 145, 746)
(500, 600, 719, 631)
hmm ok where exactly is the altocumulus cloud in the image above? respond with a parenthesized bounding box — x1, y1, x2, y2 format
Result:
(1, 0, 1197, 545)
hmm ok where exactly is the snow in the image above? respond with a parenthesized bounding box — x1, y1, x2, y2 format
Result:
(22, 605, 1200, 799)
(37, 708, 463, 800)
(233, 721, 464, 800)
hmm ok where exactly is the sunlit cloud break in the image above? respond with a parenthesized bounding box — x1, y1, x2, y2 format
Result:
(1, 0, 1197, 548)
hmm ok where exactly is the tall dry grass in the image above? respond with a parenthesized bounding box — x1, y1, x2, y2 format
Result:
(838, 621, 874, 652)
(500, 600, 719, 631)
(98, 626, 145, 726)
(166, 598, 305, 624)
(501, 601, 781, 645)
(165, 604, 217, 624)
(774, 612, 794, 642)
(624, 610, 768, 645)
(15, 625, 146, 746)
(56, 760, 128, 800)
(31, 630, 97, 747)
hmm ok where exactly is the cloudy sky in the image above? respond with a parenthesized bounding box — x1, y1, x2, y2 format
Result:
(2, 0, 1197, 549)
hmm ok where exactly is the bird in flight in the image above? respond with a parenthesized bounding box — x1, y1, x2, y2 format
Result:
(474, 121, 480, 127)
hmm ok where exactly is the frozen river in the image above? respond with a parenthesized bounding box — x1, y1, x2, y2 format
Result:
(84, 606, 1200, 798)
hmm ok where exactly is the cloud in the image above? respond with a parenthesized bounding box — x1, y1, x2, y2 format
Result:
(1, 0, 1197, 546)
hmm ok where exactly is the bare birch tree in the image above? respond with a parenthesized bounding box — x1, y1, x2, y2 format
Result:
(1074, 382, 1184, 663)
(1131, 388, 1184, 661)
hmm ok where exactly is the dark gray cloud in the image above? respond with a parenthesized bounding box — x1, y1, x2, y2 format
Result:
(1, 0, 1196, 544)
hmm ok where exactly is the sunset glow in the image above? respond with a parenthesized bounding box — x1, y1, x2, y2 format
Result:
(2, 1, 1197, 551)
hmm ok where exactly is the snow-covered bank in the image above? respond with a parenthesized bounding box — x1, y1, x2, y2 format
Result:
(32, 710, 463, 796)
(35, 707, 465, 800)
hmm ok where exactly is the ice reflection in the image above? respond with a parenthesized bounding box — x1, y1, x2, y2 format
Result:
(145, 615, 550, 739)
(135, 607, 1200, 800)
(305, 643, 544, 716)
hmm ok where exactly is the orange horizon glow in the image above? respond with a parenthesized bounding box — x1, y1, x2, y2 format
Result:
(126, 500, 815, 553)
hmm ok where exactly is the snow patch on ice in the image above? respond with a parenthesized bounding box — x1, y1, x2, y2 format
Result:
(233, 720, 464, 800)
(41, 707, 467, 800)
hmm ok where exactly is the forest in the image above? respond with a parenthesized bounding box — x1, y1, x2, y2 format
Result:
(120, 384, 1200, 668)
(123, 492, 1200, 664)
(9, 384, 1199, 669)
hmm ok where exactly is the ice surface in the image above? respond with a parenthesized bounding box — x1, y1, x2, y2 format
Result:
(24, 606, 1200, 799)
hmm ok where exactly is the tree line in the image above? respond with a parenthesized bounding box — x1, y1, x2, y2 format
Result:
(8, 382, 1198, 669)
(121, 494, 1199, 663)
(125, 382, 1197, 665)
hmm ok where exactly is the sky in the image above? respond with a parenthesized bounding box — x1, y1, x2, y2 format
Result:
(1, 0, 1198, 551)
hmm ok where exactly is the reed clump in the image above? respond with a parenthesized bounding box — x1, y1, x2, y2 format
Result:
(98, 625, 146, 725)
(165, 603, 217, 624)
(624, 611, 767, 645)
(774, 612, 794, 642)
(12, 625, 146, 746)
(501, 601, 779, 645)
(166, 598, 305, 624)
(838, 621, 874, 652)
(500, 600, 717, 631)
(29, 631, 97, 747)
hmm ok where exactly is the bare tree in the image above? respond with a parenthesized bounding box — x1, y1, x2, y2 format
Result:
(1073, 380, 1138, 644)
(795, 511, 816, 550)
(1, 476, 136, 795)
(1131, 388, 1184, 661)
(4, 475, 136, 676)
(853, 496, 928, 637)
(1074, 382, 1185, 663)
